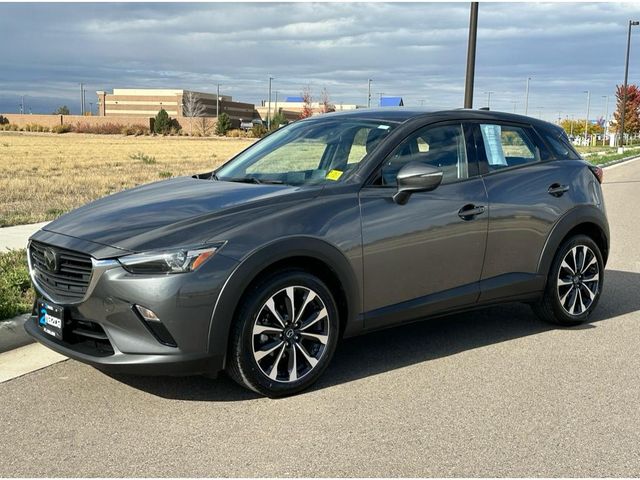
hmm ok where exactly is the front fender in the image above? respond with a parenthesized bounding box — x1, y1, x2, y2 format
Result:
(206, 236, 362, 367)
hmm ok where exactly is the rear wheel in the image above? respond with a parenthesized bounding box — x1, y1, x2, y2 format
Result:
(533, 234, 604, 326)
(227, 269, 339, 397)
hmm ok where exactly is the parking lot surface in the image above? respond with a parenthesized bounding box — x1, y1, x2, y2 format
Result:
(1, 159, 639, 477)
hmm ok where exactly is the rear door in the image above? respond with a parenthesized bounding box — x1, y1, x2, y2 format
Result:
(474, 121, 577, 301)
(359, 121, 488, 329)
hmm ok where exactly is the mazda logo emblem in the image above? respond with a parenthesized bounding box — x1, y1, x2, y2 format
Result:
(43, 248, 59, 273)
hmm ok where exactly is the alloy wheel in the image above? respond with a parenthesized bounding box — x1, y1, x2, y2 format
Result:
(557, 245, 600, 316)
(252, 286, 330, 383)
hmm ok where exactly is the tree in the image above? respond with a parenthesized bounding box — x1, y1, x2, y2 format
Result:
(154, 108, 171, 134)
(182, 91, 207, 135)
(320, 88, 334, 114)
(300, 86, 313, 119)
(216, 112, 232, 135)
(270, 112, 287, 131)
(53, 105, 70, 115)
(559, 118, 603, 137)
(611, 84, 640, 136)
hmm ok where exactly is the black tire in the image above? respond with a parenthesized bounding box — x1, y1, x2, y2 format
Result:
(226, 269, 339, 397)
(533, 234, 604, 326)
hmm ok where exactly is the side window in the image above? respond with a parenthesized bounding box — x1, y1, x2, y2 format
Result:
(540, 129, 581, 160)
(479, 124, 540, 171)
(377, 124, 469, 186)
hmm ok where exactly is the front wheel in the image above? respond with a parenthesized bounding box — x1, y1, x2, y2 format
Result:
(226, 269, 339, 397)
(533, 234, 604, 326)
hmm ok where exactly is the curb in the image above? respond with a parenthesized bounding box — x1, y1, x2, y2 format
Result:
(0, 342, 66, 384)
(601, 154, 640, 169)
(0, 314, 33, 354)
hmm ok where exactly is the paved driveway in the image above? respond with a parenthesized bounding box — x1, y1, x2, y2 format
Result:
(1, 160, 640, 477)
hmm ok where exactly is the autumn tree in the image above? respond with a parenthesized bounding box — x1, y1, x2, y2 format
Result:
(612, 84, 640, 136)
(320, 88, 335, 114)
(300, 86, 313, 119)
(559, 118, 603, 137)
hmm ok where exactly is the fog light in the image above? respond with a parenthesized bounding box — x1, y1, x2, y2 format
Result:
(135, 305, 160, 322)
(133, 305, 177, 347)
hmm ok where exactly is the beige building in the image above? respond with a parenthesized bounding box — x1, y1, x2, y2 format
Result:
(96, 89, 256, 123)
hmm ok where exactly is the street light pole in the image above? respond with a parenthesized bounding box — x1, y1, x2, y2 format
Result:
(524, 77, 531, 115)
(267, 76, 273, 130)
(570, 115, 574, 137)
(216, 83, 220, 118)
(463, 2, 479, 108)
(602, 95, 609, 145)
(367, 79, 372, 108)
(584, 90, 591, 145)
(619, 20, 639, 151)
(484, 91, 494, 109)
(80, 83, 84, 115)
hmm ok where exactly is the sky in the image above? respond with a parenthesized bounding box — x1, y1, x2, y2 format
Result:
(1, 2, 639, 122)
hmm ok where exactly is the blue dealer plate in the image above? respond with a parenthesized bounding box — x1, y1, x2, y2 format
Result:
(37, 300, 64, 340)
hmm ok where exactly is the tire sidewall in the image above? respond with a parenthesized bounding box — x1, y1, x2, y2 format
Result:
(234, 270, 340, 397)
(548, 234, 604, 324)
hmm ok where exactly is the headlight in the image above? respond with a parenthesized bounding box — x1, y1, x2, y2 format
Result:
(118, 244, 223, 274)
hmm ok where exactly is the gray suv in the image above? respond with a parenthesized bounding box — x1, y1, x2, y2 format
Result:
(25, 109, 609, 397)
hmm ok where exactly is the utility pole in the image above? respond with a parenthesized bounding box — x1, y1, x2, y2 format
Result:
(83, 89, 87, 116)
(216, 83, 220, 118)
(20, 95, 24, 114)
(524, 77, 531, 115)
(463, 2, 479, 108)
(367, 79, 372, 108)
(80, 83, 84, 115)
(484, 91, 494, 109)
(584, 90, 591, 145)
(619, 20, 639, 151)
(267, 76, 273, 130)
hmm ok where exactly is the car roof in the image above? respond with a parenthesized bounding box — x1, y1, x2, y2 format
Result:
(309, 107, 561, 131)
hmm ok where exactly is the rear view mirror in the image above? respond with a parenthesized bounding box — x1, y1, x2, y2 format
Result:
(393, 162, 443, 205)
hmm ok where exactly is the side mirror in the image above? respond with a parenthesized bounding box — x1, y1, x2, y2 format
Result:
(393, 162, 443, 205)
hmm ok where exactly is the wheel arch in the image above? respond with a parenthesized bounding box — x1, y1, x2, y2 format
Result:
(207, 237, 362, 367)
(537, 205, 610, 280)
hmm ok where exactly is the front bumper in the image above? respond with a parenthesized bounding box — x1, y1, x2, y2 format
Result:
(25, 317, 220, 376)
(25, 231, 239, 377)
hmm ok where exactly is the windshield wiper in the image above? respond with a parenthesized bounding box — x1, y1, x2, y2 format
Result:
(225, 177, 285, 185)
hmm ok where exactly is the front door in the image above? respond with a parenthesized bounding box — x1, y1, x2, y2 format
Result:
(359, 122, 488, 329)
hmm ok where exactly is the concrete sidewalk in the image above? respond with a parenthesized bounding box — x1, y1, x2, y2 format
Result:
(0, 221, 48, 251)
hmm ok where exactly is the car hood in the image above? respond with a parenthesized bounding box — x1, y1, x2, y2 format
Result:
(43, 176, 318, 253)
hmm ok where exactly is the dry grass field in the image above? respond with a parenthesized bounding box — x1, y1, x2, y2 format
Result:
(0, 132, 255, 226)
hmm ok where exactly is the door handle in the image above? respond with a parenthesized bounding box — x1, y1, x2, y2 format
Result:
(458, 204, 485, 220)
(548, 183, 570, 197)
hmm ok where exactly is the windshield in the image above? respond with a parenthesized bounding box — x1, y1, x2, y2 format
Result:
(216, 118, 397, 186)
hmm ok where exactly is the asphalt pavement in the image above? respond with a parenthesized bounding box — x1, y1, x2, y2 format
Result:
(1, 159, 639, 477)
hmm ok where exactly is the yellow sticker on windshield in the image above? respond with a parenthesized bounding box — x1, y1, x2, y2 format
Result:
(326, 170, 343, 181)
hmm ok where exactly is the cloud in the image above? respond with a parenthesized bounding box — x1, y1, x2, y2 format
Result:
(0, 2, 639, 119)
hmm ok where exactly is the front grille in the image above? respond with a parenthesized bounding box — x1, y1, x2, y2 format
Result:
(30, 241, 93, 301)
